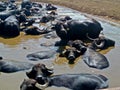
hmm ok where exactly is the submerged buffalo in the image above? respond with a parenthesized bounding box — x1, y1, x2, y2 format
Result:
(45, 3, 57, 11)
(68, 40, 87, 53)
(82, 45, 109, 69)
(24, 63, 108, 90)
(59, 47, 81, 64)
(59, 40, 87, 64)
(21, 0, 32, 9)
(0, 1, 7, 12)
(29, 73, 108, 90)
(0, 59, 33, 73)
(23, 25, 52, 35)
(88, 31, 115, 50)
(26, 50, 57, 61)
(0, 15, 20, 37)
(53, 19, 103, 43)
(0, 9, 20, 20)
(4, 15, 20, 37)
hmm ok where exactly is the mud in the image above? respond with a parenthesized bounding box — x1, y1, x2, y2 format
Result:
(0, 4, 120, 90)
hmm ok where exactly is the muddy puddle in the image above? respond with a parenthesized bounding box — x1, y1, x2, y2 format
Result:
(0, 3, 120, 90)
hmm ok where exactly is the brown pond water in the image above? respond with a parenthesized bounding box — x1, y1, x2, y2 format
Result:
(0, 3, 120, 90)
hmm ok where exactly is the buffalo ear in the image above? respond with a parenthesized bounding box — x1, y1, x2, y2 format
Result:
(59, 50, 67, 57)
(26, 70, 36, 79)
(74, 50, 81, 57)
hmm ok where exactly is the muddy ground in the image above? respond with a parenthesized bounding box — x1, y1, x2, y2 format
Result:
(0, 1, 120, 90)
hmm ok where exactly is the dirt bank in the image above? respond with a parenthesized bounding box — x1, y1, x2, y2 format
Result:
(34, 0, 120, 24)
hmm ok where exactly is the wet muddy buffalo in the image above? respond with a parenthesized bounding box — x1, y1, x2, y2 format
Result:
(30, 73, 108, 90)
(0, 59, 33, 73)
(21, 0, 32, 9)
(22, 63, 108, 90)
(26, 50, 57, 61)
(0, 15, 20, 37)
(23, 26, 50, 35)
(0, 9, 20, 20)
(53, 19, 103, 44)
(82, 44, 109, 69)
(45, 3, 57, 11)
(68, 40, 87, 53)
(59, 40, 87, 64)
(59, 47, 81, 64)
(3, 15, 20, 37)
(0, 1, 7, 12)
(89, 32, 115, 50)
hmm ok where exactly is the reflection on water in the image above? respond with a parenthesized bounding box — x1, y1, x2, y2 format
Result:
(0, 32, 41, 47)
(0, 2, 120, 90)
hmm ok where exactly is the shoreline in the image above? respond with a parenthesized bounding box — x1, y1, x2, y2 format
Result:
(36, 0, 120, 25)
(1, 0, 120, 25)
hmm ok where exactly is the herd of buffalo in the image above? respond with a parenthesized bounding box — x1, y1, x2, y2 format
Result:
(0, 0, 116, 90)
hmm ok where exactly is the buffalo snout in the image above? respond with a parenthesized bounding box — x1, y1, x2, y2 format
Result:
(36, 75, 47, 85)
(60, 47, 81, 64)
(67, 50, 76, 61)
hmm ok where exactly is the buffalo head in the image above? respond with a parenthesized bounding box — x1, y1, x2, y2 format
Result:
(53, 22, 68, 40)
(26, 63, 53, 84)
(59, 47, 81, 64)
(46, 3, 57, 11)
(68, 40, 87, 55)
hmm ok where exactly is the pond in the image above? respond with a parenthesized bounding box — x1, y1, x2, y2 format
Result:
(0, 2, 120, 90)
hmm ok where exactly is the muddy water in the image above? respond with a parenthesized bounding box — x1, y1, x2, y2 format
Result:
(0, 4, 120, 90)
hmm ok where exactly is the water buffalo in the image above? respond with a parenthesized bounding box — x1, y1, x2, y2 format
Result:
(53, 19, 103, 43)
(0, 1, 7, 12)
(59, 47, 81, 64)
(8, 2, 18, 10)
(9, 0, 16, 3)
(23, 26, 50, 35)
(16, 12, 27, 23)
(20, 79, 40, 90)
(82, 45, 109, 69)
(0, 9, 20, 20)
(58, 15, 72, 22)
(59, 40, 87, 64)
(25, 63, 108, 90)
(21, 0, 32, 9)
(0, 59, 33, 73)
(88, 31, 115, 50)
(26, 63, 54, 79)
(46, 3, 57, 11)
(68, 40, 87, 53)
(40, 15, 56, 23)
(26, 50, 56, 61)
(3, 15, 20, 37)
(35, 73, 108, 90)
(32, 2, 42, 8)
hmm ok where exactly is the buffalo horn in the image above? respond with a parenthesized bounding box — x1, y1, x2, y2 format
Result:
(35, 81, 49, 90)
(46, 65, 54, 71)
(86, 33, 98, 40)
(94, 40, 105, 48)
